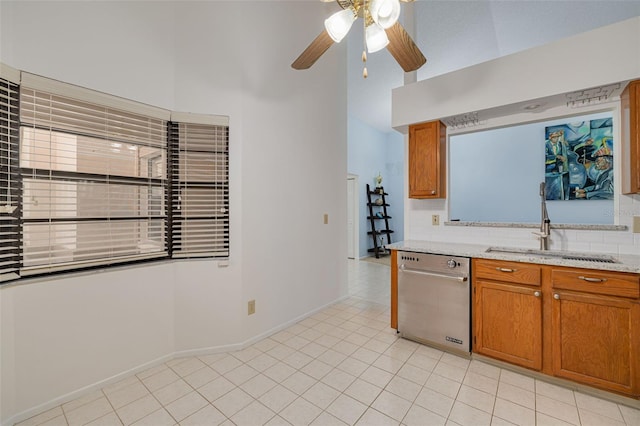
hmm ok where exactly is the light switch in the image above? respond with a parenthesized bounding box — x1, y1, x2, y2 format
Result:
(633, 216, 640, 233)
(324, 214, 329, 224)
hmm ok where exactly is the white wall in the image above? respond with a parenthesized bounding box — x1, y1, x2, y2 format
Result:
(0, 1, 348, 424)
(394, 18, 640, 256)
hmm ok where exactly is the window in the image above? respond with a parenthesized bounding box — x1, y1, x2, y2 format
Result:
(0, 76, 20, 282)
(168, 116, 229, 258)
(0, 70, 229, 282)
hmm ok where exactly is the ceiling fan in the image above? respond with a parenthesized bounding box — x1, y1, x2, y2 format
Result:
(291, 0, 426, 76)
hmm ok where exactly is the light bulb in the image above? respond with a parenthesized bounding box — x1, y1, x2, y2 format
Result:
(324, 8, 356, 42)
(369, 0, 400, 29)
(365, 24, 389, 53)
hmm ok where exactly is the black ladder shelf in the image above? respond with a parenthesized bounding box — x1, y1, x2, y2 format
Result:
(366, 184, 394, 258)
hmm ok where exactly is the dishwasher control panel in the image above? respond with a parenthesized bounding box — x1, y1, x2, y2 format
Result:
(399, 252, 470, 276)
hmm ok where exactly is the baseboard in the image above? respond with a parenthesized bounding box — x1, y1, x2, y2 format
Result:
(3, 294, 349, 426)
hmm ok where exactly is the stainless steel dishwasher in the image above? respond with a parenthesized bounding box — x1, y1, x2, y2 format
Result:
(397, 251, 471, 355)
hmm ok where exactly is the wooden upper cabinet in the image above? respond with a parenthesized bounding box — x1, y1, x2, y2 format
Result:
(621, 79, 640, 194)
(409, 120, 446, 198)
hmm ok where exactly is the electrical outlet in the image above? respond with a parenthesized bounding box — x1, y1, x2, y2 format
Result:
(432, 214, 440, 226)
(248, 300, 256, 315)
(633, 216, 640, 233)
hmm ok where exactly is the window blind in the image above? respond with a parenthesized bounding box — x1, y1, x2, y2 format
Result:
(168, 120, 229, 258)
(19, 87, 168, 275)
(0, 78, 21, 282)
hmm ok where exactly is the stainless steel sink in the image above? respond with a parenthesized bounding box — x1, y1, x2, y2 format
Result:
(485, 247, 619, 264)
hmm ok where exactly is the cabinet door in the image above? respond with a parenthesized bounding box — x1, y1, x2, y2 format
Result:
(622, 80, 640, 194)
(551, 291, 640, 396)
(409, 121, 446, 198)
(474, 280, 542, 370)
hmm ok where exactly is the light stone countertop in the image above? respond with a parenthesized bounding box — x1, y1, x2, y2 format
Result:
(386, 240, 640, 274)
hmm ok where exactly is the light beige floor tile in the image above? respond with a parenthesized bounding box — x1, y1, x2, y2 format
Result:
(66, 397, 114, 426)
(170, 358, 207, 378)
(230, 400, 276, 426)
(299, 328, 324, 342)
(279, 397, 322, 426)
(212, 387, 254, 418)
(405, 352, 439, 373)
(136, 364, 168, 381)
(356, 408, 399, 426)
(302, 382, 341, 410)
(259, 384, 298, 413)
(155, 380, 196, 409)
(336, 357, 370, 377)
(116, 395, 162, 426)
(496, 381, 534, 410)
(383, 346, 414, 363)
(62, 390, 104, 413)
(493, 397, 535, 426)
(424, 373, 461, 399)
(371, 390, 412, 422)
(575, 392, 624, 422)
(239, 373, 278, 399)
(535, 380, 576, 406)
(283, 335, 312, 351)
(281, 371, 316, 395)
(36, 415, 69, 426)
(284, 323, 308, 336)
(499, 369, 535, 393)
(362, 338, 391, 354)
(359, 366, 393, 389)
(210, 355, 243, 375)
(198, 376, 236, 403)
(106, 382, 150, 410)
(344, 378, 383, 406)
(197, 353, 227, 366)
(317, 349, 348, 367)
(130, 408, 175, 426)
(345, 333, 370, 347)
(372, 354, 404, 375)
(322, 368, 358, 392)
(224, 364, 259, 386)
(16, 406, 63, 426)
(414, 387, 455, 418)
(535, 412, 577, 426)
(247, 353, 279, 373)
(271, 331, 295, 343)
(332, 340, 360, 356)
(448, 401, 492, 426)
(463, 371, 498, 395)
(164, 391, 208, 422)
(433, 362, 468, 384)
(85, 412, 123, 426)
(536, 394, 580, 425)
(316, 334, 341, 348)
(182, 366, 219, 389)
(310, 411, 348, 426)
(403, 404, 446, 426)
(179, 404, 226, 426)
(440, 353, 471, 371)
(395, 363, 430, 386)
(231, 346, 263, 363)
(619, 404, 640, 425)
(384, 376, 421, 402)
(264, 415, 293, 426)
(578, 408, 626, 426)
(351, 347, 380, 364)
(300, 359, 333, 381)
(491, 416, 517, 426)
(326, 394, 368, 426)
(299, 341, 329, 358)
(282, 351, 314, 370)
(252, 338, 280, 353)
(413, 343, 442, 359)
(456, 385, 495, 414)
(467, 360, 501, 380)
(141, 368, 181, 393)
(263, 362, 297, 383)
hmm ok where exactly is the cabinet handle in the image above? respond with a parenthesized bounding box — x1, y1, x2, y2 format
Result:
(578, 276, 607, 283)
(431, 190, 436, 195)
(534, 291, 541, 297)
(496, 267, 516, 273)
(554, 293, 560, 300)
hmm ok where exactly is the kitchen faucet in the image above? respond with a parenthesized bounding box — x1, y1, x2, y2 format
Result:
(533, 182, 551, 250)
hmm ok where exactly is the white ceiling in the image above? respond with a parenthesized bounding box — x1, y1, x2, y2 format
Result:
(328, 0, 640, 133)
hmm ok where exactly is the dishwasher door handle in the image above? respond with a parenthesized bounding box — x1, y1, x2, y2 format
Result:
(399, 264, 468, 282)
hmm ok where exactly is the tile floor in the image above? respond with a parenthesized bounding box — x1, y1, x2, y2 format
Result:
(16, 259, 640, 426)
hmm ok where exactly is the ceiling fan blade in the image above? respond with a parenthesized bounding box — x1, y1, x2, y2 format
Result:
(385, 22, 427, 72)
(292, 30, 335, 70)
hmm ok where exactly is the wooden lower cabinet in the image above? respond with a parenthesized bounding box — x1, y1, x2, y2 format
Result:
(474, 280, 542, 370)
(551, 290, 640, 397)
(473, 259, 640, 398)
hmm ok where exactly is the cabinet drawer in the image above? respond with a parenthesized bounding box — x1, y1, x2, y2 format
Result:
(552, 269, 640, 299)
(474, 259, 541, 286)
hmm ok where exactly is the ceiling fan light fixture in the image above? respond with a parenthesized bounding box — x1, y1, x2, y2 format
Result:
(365, 23, 389, 53)
(324, 8, 356, 43)
(369, 0, 400, 29)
